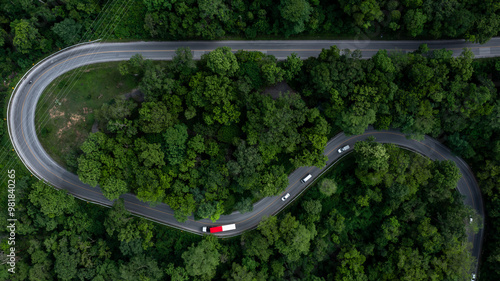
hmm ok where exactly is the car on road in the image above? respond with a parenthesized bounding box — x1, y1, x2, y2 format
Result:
(202, 224, 236, 233)
(301, 174, 312, 183)
(29, 80, 32, 84)
(338, 145, 350, 153)
(471, 273, 476, 280)
(282, 193, 290, 201)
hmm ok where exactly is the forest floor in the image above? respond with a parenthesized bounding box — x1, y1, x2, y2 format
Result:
(35, 62, 140, 168)
(262, 81, 295, 99)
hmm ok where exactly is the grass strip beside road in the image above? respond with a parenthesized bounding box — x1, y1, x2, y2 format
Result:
(34, 62, 140, 169)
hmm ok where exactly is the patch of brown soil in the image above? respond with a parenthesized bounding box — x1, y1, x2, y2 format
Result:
(57, 113, 85, 138)
(83, 68, 99, 73)
(49, 106, 65, 119)
(82, 107, 93, 114)
(70, 114, 84, 123)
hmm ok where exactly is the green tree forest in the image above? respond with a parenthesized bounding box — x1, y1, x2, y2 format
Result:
(0, 140, 480, 280)
(1, 45, 499, 279)
(75, 48, 330, 222)
(0, 0, 499, 280)
(0, 0, 499, 81)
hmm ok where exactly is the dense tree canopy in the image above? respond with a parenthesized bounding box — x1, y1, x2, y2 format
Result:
(3, 44, 498, 280)
(75, 48, 329, 220)
(1, 0, 499, 271)
(69, 46, 498, 279)
(294, 46, 499, 279)
(0, 0, 498, 88)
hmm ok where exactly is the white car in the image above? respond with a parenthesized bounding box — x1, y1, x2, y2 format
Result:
(281, 193, 290, 201)
(338, 145, 350, 153)
(301, 174, 312, 183)
(471, 273, 476, 281)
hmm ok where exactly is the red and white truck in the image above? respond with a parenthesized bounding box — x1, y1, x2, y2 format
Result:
(202, 224, 236, 233)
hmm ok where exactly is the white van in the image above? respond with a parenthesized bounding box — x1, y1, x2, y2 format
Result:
(301, 174, 312, 183)
(338, 145, 350, 153)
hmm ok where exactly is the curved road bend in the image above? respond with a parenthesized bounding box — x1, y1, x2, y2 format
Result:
(8, 40, 487, 269)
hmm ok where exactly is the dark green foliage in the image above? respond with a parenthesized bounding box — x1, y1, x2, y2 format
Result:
(181, 237, 220, 279)
(2, 0, 499, 271)
(4, 49, 496, 279)
(309, 143, 475, 280)
(354, 137, 390, 186)
(28, 181, 76, 218)
(195, 201, 218, 220)
(139, 102, 175, 133)
(51, 18, 82, 46)
(54, 250, 78, 280)
(447, 132, 476, 159)
(66, 48, 500, 280)
(279, 0, 313, 37)
(217, 124, 241, 144)
(318, 178, 338, 196)
(75, 49, 330, 218)
(203, 46, 239, 77)
(1, 0, 498, 84)
(299, 46, 497, 143)
(234, 197, 254, 214)
(119, 255, 164, 280)
(404, 9, 428, 37)
(172, 47, 197, 79)
(163, 124, 189, 165)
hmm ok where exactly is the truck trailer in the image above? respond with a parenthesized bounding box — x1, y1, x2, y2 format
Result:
(202, 224, 236, 233)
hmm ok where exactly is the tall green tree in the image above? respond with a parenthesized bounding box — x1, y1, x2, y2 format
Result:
(404, 9, 427, 37)
(182, 238, 220, 280)
(203, 46, 239, 77)
(119, 255, 164, 281)
(279, 0, 313, 36)
(51, 18, 82, 46)
(28, 181, 76, 218)
(11, 19, 40, 54)
(139, 101, 175, 133)
(163, 124, 189, 165)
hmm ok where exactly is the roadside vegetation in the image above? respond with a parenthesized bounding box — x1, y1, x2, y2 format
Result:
(23, 45, 500, 279)
(0, 140, 479, 280)
(75, 49, 330, 221)
(0, 0, 499, 279)
(35, 62, 140, 168)
(72, 46, 500, 221)
(294, 46, 500, 280)
(0, 0, 499, 90)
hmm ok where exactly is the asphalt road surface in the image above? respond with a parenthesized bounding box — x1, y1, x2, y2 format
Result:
(8, 40, 488, 273)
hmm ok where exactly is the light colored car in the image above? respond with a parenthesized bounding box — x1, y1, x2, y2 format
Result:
(281, 193, 291, 201)
(301, 174, 312, 183)
(338, 145, 350, 153)
(471, 273, 476, 280)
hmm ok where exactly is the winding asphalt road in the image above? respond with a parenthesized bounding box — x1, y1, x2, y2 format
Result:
(7, 40, 489, 272)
